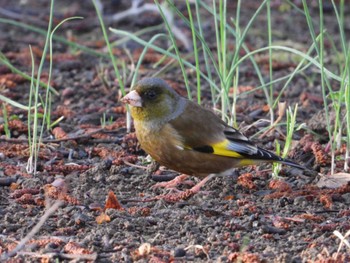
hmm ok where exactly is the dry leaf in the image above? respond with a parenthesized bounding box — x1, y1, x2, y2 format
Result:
(105, 190, 123, 210)
(96, 212, 111, 224)
(316, 173, 350, 188)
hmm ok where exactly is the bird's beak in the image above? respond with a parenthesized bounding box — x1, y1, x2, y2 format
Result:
(121, 90, 142, 107)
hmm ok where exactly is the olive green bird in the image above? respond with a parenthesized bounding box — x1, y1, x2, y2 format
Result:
(121, 78, 304, 199)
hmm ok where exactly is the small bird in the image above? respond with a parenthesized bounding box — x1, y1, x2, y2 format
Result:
(121, 78, 305, 201)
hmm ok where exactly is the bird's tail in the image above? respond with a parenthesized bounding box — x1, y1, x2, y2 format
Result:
(255, 147, 306, 170)
(279, 158, 306, 170)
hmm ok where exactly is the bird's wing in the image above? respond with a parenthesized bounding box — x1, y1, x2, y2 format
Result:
(168, 100, 258, 159)
(209, 126, 258, 157)
(168, 100, 304, 169)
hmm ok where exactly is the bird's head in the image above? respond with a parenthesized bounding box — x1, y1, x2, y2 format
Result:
(121, 78, 185, 122)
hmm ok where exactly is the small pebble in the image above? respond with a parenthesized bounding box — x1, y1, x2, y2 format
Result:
(342, 193, 350, 205)
(174, 247, 186, 257)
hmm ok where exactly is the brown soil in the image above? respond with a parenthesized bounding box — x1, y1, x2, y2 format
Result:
(1, 1, 349, 262)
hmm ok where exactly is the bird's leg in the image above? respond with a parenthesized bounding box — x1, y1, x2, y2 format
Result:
(146, 160, 160, 177)
(156, 174, 215, 203)
(151, 174, 190, 189)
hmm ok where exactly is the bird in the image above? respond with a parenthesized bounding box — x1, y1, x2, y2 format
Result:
(121, 78, 305, 201)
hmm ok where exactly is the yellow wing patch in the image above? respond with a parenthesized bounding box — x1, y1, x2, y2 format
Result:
(238, 159, 258, 166)
(211, 140, 244, 158)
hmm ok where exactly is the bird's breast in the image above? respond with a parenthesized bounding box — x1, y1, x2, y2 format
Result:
(134, 121, 183, 158)
(133, 121, 241, 177)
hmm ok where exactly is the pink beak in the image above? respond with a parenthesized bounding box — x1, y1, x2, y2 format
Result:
(121, 90, 142, 107)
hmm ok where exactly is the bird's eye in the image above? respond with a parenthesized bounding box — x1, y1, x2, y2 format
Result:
(145, 90, 157, 100)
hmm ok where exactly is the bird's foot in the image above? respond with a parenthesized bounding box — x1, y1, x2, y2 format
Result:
(157, 189, 196, 202)
(154, 174, 215, 203)
(151, 174, 192, 189)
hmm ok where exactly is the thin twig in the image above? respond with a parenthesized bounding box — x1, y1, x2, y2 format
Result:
(123, 160, 147, 170)
(0, 128, 124, 144)
(2, 200, 63, 259)
(17, 251, 98, 261)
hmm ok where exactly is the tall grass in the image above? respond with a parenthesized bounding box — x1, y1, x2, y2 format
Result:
(92, 0, 125, 96)
(331, 0, 350, 172)
(302, 0, 349, 173)
(0, 1, 83, 174)
(26, 0, 54, 174)
(1, 103, 10, 138)
(185, 0, 201, 104)
(273, 104, 299, 177)
(154, 0, 192, 99)
(110, 0, 348, 174)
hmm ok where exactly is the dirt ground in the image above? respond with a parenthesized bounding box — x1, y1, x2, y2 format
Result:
(1, 1, 350, 262)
